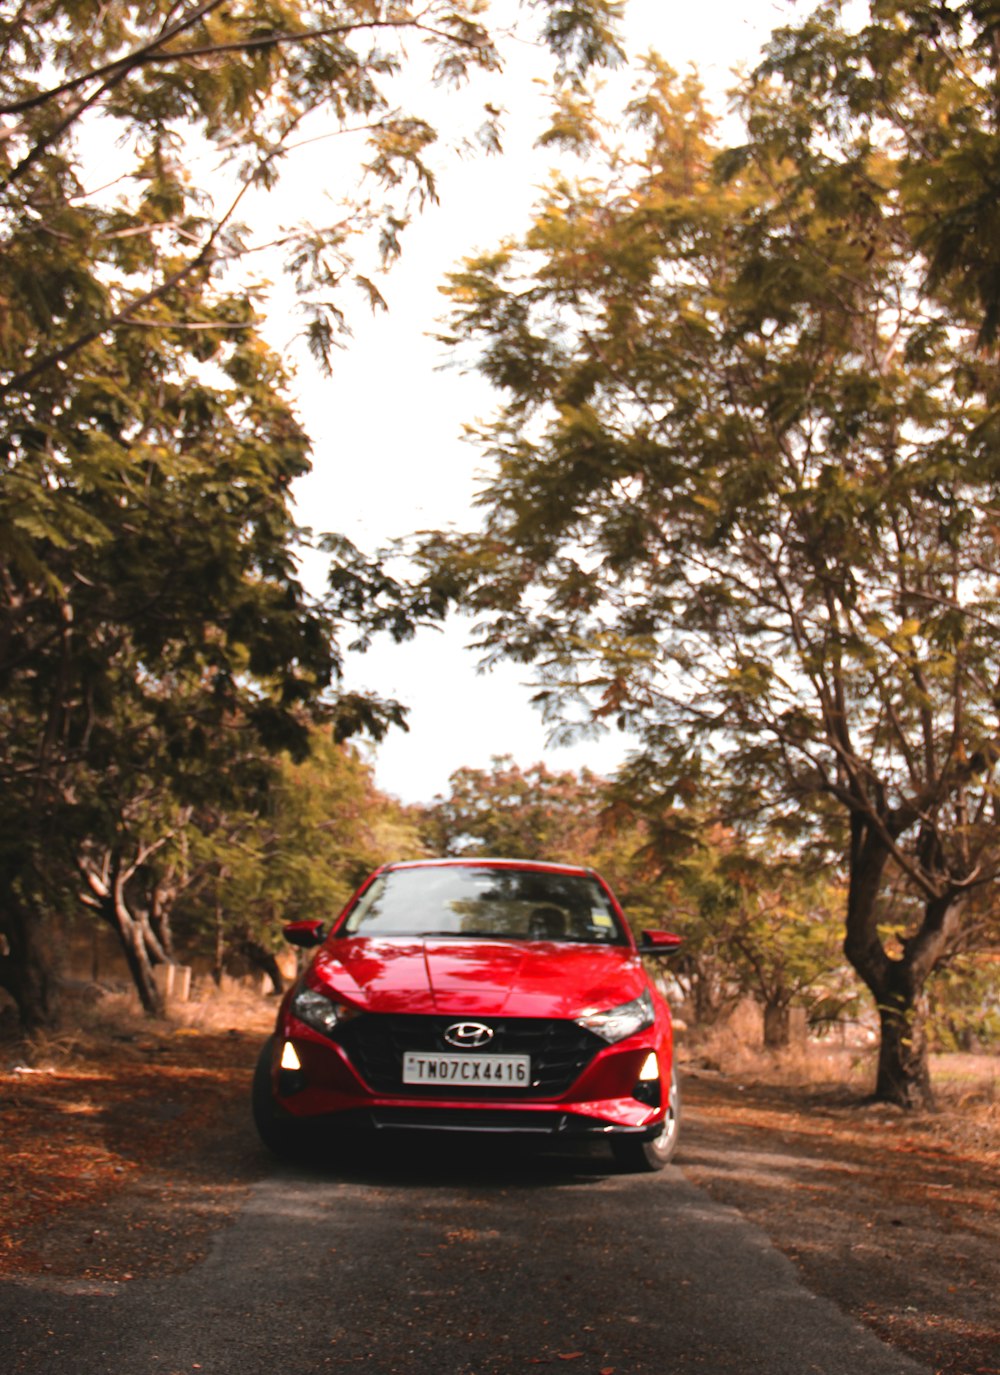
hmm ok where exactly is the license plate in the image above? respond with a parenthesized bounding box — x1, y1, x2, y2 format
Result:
(402, 1052, 530, 1086)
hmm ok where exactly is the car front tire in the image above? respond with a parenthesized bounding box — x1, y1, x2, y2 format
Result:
(611, 1064, 681, 1173)
(252, 1035, 306, 1159)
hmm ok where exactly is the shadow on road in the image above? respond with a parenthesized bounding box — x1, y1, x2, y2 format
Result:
(269, 1128, 625, 1191)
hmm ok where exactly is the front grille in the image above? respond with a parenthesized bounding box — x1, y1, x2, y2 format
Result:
(337, 1014, 603, 1098)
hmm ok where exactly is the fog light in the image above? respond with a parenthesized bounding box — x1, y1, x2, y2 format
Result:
(638, 1052, 659, 1081)
(633, 1051, 661, 1107)
(280, 1040, 302, 1071)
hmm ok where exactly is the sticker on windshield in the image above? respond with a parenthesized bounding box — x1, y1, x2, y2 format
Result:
(592, 912, 613, 927)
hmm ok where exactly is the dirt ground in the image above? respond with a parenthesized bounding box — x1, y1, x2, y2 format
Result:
(0, 995, 997, 1375)
(680, 1067, 999, 1375)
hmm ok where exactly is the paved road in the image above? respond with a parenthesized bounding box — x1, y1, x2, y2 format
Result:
(1, 1138, 927, 1375)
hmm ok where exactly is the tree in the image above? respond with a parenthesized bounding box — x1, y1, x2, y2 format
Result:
(414, 32, 1000, 1105)
(777, 1, 1000, 346)
(622, 813, 750, 1031)
(75, 797, 192, 1017)
(175, 731, 425, 990)
(419, 754, 672, 918)
(0, 309, 349, 1027)
(421, 754, 606, 859)
(679, 837, 848, 1048)
(0, 1, 625, 1029)
(0, 1, 625, 387)
(603, 775, 854, 1043)
(64, 729, 423, 1010)
(925, 952, 1000, 1051)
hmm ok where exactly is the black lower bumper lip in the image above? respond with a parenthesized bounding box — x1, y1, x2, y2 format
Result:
(288, 1106, 664, 1139)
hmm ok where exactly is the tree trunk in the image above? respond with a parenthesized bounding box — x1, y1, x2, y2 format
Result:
(875, 983, 934, 1108)
(847, 814, 929, 1105)
(842, 815, 946, 1109)
(78, 851, 166, 1016)
(114, 907, 164, 1016)
(763, 1000, 790, 1049)
(237, 933, 284, 995)
(213, 901, 225, 987)
(0, 892, 59, 1032)
(88, 886, 164, 1016)
(685, 959, 739, 1026)
(843, 953, 936, 1109)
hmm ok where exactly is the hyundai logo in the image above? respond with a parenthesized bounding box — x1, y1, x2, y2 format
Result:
(443, 1021, 495, 1049)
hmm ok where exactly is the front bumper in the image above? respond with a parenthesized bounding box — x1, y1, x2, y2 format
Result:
(271, 1013, 672, 1136)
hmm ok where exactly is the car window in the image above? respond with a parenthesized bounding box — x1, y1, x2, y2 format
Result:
(341, 867, 627, 944)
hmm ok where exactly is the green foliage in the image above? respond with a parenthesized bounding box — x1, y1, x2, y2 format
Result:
(926, 953, 1000, 1051)
(420, 754, 607, 861)
(419, 754, 660, 920)
(604, 774, 857, 1036)
(758, 1, 1000, 345)
(174, 731, 425, 968)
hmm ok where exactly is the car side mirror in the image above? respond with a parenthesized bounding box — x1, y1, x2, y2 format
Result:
(639, 929, 683, 955)
(282, 919, 327, 949)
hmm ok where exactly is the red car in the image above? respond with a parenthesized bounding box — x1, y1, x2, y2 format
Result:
(252, 858, 681, 1171)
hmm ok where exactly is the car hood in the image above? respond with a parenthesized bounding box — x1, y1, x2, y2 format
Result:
(308, 937, 647, 1018)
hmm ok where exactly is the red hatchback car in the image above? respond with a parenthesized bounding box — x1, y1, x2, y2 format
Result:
(252, 858, 681, 1171)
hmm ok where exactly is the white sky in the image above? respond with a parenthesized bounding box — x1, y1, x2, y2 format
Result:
(275, 1, 795, 804)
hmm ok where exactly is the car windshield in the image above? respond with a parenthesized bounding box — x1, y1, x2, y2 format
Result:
(340, 866, 628, 944)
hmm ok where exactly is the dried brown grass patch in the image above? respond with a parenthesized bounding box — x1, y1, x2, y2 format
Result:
(170, 980, 275, 1037)
(683, 1007, 876, 1092)
(684, 1015, 999, 1164)
(3, 980, 274, 1073)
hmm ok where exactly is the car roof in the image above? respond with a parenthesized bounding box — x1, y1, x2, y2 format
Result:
(382, 858, 598, 878)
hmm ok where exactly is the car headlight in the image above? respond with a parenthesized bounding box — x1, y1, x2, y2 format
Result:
(290, 987, 359, 1038)
(576, 989, 655, 1043)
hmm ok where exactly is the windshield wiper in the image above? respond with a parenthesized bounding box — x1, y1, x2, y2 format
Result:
(418, 930, 521, 940)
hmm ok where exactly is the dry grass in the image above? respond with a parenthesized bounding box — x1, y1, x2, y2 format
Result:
(0, 999, 266, 1281)
(168, 981, 275, 1037)
(11, 993, 154, 1069)
(692, 1030, 878, 1092)
(683, 1006, 1000, 1165)
(930, 1050, 999, 1105)
(684, 1003, 875, 1089)
(5, 980, 274, 1074)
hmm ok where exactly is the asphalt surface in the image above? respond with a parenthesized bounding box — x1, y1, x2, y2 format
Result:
(0, 1136, 928, 1375)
